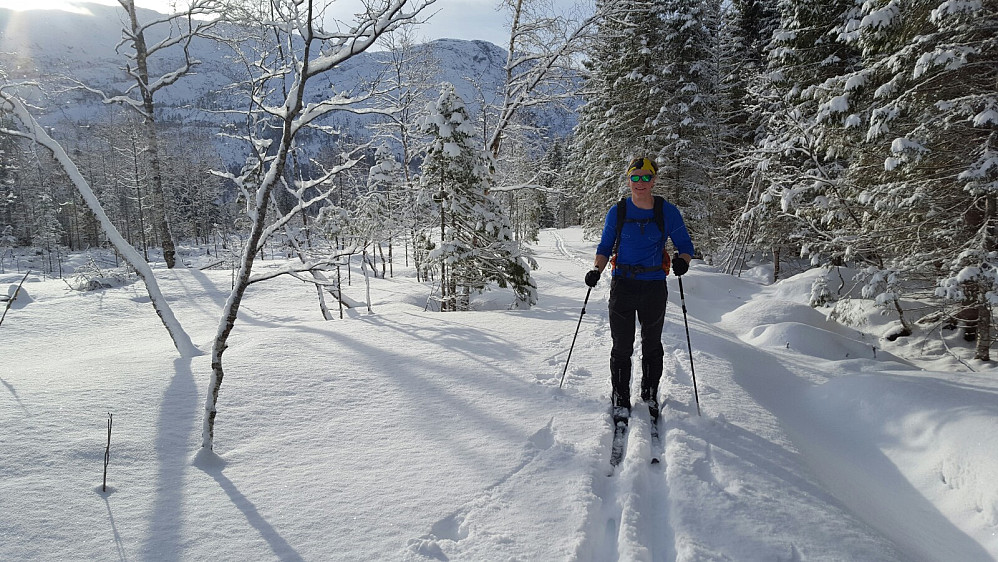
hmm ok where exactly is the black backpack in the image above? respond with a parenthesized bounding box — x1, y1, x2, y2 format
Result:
(610, 196, 670, 276)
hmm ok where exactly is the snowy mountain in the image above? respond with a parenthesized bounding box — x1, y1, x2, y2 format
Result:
(0, 3, 577, 158)
(1, 228, 995, 560)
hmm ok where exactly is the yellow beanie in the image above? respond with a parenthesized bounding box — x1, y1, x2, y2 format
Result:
(626, 157, 658, 175)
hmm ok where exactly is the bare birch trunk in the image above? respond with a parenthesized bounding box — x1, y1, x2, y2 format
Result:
(203, 170, 282, 448)
(120, 0, 178, 268)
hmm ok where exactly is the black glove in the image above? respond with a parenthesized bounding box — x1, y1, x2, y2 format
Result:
(585, 268, 601, 287)
(672, 254, 689, 276)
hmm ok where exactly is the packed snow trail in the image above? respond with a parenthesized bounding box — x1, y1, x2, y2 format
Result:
(543, 229, 909, 561)
(614, 405, 674, 562)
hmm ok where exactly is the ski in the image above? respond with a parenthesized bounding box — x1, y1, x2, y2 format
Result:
(649, 401, 662, 465)
(608, 419, 628, 473)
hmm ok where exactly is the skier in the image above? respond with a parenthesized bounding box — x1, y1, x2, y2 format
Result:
(585, 157, 695, 424)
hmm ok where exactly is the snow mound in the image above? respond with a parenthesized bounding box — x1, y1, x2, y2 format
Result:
(721, 298, 827, 334)
(4, 283, 32, 309)
(746, 321, 886, 362)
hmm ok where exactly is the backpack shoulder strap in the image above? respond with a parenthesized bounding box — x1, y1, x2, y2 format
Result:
(653, 196, 665, 239)
(611, 198, 627, 256)
(654, 196, 672, 274)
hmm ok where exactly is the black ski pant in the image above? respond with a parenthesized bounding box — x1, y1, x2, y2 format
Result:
(608, 277, 667, 411)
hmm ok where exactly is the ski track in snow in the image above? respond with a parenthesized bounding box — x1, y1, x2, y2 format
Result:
(556, 229, 912, 562)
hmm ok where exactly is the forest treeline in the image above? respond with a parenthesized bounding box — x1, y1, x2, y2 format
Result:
(1, 0, 996, 359)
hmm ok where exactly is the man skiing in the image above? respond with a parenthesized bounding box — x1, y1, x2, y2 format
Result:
(585, 157, 695, 425)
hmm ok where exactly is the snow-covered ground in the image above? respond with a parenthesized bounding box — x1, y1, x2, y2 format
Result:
(1, 228, 996, 561)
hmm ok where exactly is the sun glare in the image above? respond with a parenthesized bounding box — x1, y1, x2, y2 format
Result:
(0, 1, 179, 15)
(0, 0, 100, 14)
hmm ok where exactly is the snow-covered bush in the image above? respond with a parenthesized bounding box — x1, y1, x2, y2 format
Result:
(809, 275, 833, 308)
(829, 298, 868, 328)
(66, 256, 131, 291)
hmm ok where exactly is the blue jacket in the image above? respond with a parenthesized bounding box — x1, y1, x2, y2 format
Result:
(596, 198, 695, 280)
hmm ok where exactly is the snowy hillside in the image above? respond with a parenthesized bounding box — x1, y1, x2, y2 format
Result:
(0, 4, 576, 139)
(1, 228, 995, 561)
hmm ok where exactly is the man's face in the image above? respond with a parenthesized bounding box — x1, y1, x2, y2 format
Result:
(628, 172, 656, 194)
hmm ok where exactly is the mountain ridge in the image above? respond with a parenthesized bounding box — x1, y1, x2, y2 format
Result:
(0, 3, 576, 156)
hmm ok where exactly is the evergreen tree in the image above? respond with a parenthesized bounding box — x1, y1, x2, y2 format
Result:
(491, 125, 546, 243)
(715, 0, 779, 270)
(33, 191, 65, 276)
(741, 0, 865, 279)
(419, 83, 537, 311)
(837, 0, 998, 358)
(570, 0, 726, 252)
(0, 116, 22, 246)
(353, 145, 402, 276)
(539, 140, 575, 228)
(569, 0, 672, 235)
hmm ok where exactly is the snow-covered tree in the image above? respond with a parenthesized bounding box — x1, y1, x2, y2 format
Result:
(714, 0, 779, 268)
(737, 0, 865, 280)
(419, 83, 537, 311)
(568, 0, 727, 249)
(198, 0, 433, 448)
(836, 0, 998, 359)
(32, 191, 65, 276)
(569, 0, 670, 234)
(0, 87, 199, 357)
(97, 0, 224, 268)
(489, 0, 603, 158)
(654, 0, 725, 250)
(369, 29, 438, 274)
(539, 140, 575, 228)
(353, 145, 402, 277)
(159, 127, 227, 246)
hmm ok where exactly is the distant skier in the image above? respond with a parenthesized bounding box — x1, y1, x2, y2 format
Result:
(585, 157, 695, 424)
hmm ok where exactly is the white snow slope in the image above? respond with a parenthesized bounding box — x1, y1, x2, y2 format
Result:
(1, 227, 996, 561)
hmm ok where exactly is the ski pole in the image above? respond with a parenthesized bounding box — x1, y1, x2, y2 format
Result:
(559, 286, 592, 389)
(677, 277, 701, 416)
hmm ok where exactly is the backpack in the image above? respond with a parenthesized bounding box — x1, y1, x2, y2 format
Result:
(610, 196, 671, 276)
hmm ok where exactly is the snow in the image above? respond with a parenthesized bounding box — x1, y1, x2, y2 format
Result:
(931, 0, 984, 21)
(974, 109, 998, 127)
(825, 94, 850, 114)
(891, 137, 927, 154)
(861, 3, 899, 30)
(2, 227, 997, 561)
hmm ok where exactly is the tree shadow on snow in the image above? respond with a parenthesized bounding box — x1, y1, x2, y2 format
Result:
(285, 317, 559, 470)
(690, 327, 993, 562)
(0, 376, 30, 415)
(193, 449, 304, 562)
(140, 357, 199, 561)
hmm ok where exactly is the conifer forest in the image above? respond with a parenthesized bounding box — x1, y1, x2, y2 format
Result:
(2, 0, 996, 360)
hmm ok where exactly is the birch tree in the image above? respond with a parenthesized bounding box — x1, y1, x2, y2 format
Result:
(489, 0, 605, 159)
(100, 0, 224, 268)
(201, 0, 433, 449)
(370, 28, 439, 274)
(0, 87, 200, 357)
